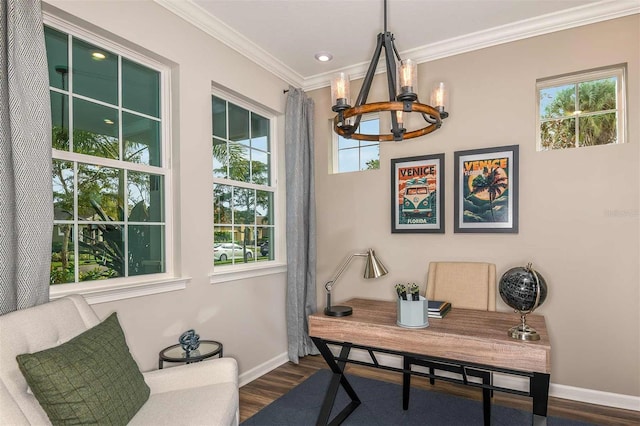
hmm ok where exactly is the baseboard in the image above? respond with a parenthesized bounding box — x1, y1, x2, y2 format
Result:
(238, 349, 640, 412)
(342, 348, 640, 412)
(239, 351, 289, 387)
(550, 382, 640, 412)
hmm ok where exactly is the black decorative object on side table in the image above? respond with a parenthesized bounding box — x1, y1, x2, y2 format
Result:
(158, 340, 223, 369)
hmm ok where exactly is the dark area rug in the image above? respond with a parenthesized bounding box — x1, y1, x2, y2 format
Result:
(242, 369, 597, 426)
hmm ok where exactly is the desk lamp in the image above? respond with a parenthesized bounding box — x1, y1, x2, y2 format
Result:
(324, 249, 388, 317)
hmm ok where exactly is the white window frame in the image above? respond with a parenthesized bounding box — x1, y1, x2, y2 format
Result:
(332, 114, 381, 174)
(536, 64, 626, 151)
(44, 12, 187, 304)
(210, 87, 286, 284)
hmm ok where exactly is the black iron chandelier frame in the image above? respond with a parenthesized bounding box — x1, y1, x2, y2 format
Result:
(331, 0, 449, 142)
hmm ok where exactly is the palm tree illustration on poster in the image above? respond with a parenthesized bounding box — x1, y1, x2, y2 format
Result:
(454, 145, 519, 233)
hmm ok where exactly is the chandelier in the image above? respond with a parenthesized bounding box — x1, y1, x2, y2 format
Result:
(330, 0, 449, 142)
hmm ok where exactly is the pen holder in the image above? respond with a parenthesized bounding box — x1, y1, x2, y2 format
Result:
(397, 295, 429, 328)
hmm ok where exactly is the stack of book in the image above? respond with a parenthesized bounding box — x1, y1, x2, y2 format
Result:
(428, 300, 451, 318)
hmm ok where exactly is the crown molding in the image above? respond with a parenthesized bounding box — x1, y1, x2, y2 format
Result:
(407, 0, 640, 67)
(153, 0, 305, 88)
(303, 0, 640, 91)
(155, 0, 639, 92)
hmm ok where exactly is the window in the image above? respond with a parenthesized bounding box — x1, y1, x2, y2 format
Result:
(46, 25, 170, 286)
(212, 95, 275, 267)
(333, 115, 380, 173)
(537, 64, 626, 151)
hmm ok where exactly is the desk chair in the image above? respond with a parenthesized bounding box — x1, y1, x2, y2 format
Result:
(426, 261, 496, 311)
(403, 262, 496, 424)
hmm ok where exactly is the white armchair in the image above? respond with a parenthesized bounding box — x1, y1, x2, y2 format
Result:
(0, 295, 239, 425)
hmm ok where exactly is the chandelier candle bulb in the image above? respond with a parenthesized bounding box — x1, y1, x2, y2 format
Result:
(430, 82, 449, 115)
(331, 72, 351, 111)
(397, 59, 417, 101)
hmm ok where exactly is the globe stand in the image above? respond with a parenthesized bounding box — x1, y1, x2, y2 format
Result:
(501, 263, 547, 342)
(509, 313, 540, 341)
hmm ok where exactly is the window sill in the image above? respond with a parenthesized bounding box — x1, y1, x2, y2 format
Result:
(210, 262, 287, 284)
(50, 276, 190, 305)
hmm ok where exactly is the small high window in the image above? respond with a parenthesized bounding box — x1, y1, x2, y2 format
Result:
(537, 64, 626, 151)
(332, 115, 381, 173)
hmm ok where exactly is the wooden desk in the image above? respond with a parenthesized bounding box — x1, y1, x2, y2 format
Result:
(309, 298, 551, 426)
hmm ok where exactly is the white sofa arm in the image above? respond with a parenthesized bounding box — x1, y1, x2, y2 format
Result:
(142, 357, 238, 395)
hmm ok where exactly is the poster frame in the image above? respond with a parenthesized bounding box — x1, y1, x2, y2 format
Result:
(390, 154, 445, 234)
(453, 145, 519, 233)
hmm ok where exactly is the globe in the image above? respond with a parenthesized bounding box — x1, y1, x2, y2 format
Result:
(499, 264, 547, 313)
(498, 263, 548, 341)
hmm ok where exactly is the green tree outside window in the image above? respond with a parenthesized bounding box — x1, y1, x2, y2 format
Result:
(538, 68, 623, 150)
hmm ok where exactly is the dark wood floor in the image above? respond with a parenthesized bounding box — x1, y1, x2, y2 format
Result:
(240, 355, 639, 425)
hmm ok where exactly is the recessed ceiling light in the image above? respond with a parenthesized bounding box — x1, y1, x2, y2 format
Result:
(315, 52, 333, 62)
(104, 119, 115, 125)
(91, 51, 106, 60)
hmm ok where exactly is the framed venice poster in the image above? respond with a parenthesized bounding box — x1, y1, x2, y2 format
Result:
(391, 154, 444, 233)
(454, 145, 519, 233)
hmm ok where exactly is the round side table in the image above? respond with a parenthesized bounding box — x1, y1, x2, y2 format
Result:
(158, 340, 223, 369)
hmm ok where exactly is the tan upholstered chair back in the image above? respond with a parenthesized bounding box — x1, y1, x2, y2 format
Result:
(425, 262, 496, 311)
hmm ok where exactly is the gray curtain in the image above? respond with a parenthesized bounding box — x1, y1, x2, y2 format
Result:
(285, 86, 318, 362)
(0, 0, 53, 315)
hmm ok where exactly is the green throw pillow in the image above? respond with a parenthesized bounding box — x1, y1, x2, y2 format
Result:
(17, 312, 150, 425)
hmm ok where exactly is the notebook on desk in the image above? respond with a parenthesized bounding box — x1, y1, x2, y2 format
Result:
(428, 300, 451, 318)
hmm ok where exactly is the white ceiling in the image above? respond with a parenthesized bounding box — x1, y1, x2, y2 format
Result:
(155, 0, 639, 89)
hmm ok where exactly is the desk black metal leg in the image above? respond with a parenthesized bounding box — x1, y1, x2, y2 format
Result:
(531, 372, 550, 426)
(481, 371, 491, 426)
(402, 357, 411, 410)
(311, 337, 361, 426)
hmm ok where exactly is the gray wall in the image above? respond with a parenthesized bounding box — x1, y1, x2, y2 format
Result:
(309, 15, 639, 397)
